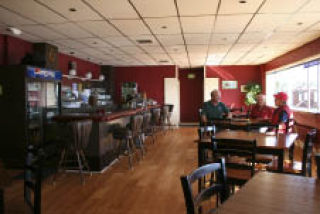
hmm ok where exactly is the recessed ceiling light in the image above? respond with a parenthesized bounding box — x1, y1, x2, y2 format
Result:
(297, 22, 303, 26)
(69, 51, 75, 55)
(69, 8, 77, 12)
(161, 26, 167, 29)
(239, 0, 247, 3)
(87, 57, 91, 60)
(222, 37, 227, 41)
(93, 42, 97, 44)
(6, 26, 22, 35)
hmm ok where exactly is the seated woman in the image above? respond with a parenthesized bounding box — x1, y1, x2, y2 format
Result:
(249, 94, 273, 120)
(201, 89, 231, 124)
(269, 92, 292, 133)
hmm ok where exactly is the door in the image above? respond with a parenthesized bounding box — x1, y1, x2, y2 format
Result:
(179, 68, 204, 123)
(164, 78, 180, 125)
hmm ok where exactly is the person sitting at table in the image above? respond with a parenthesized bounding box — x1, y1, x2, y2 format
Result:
(249, 94, 273, 120)
(201, 89, 231, 124)
(269, 92, 292, 133)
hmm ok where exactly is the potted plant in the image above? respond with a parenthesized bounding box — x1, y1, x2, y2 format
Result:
(244, 83, 262, 105)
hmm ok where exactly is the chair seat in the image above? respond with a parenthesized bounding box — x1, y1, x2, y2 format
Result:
(266, 160, 302, 174)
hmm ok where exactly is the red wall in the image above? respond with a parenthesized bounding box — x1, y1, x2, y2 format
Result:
(179, 68, 204, 122)
(0, 35, 33, 65)
(114, 66, 176, 104)
(0, 34, 100, 84)
(206, 65, 262, 108)
(0, 34, 4, 65)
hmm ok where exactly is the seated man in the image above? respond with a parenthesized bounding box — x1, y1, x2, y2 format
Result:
(249, 94, 273, 120)
(269, 92, 292, 133)
(201, 89, 230, 124)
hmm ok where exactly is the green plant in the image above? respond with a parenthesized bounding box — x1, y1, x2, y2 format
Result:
(244, 83, 262, 105)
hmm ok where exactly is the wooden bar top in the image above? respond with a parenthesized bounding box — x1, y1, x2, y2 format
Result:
(198, 130, 298, 149)
(53, 105, 161, 123)
(218, 172, 320, 214)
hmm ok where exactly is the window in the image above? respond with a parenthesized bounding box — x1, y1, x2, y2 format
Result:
(266, 59, 320, 112)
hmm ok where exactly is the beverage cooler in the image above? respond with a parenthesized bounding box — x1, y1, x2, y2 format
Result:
(0, 65, 62, 167)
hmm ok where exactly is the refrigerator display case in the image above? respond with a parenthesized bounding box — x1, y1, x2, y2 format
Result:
(121, 82, 138, 102)
(0, 65, 62, 167)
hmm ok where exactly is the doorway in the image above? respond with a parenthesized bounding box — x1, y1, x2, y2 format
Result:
(179, 68, 204, 123)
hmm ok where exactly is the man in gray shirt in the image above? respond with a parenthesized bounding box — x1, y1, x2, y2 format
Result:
(201, 89, 230, 123)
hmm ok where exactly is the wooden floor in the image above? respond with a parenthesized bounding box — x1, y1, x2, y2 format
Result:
(5, 127, 198, 214)
(3, 127, 319, 213)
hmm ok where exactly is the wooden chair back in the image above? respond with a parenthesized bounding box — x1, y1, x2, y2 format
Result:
(211, 137, 256, 177)
(180, 159, 229, 214)
(25, 145, 44, 214)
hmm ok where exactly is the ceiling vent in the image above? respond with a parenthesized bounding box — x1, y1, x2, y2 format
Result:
(136, 39, 153, 44)
(159, 60, 169, 63)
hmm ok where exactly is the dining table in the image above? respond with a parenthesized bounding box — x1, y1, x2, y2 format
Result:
(216, 172, 320, 214)
(197, 130, 298, 172)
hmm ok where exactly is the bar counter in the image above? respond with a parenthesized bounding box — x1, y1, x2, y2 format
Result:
(51, 105, 161, 171)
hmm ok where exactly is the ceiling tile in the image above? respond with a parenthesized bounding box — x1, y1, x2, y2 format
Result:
(184, 34, 210, 45)
(187, 45, 208, 53)
(276, 13, 320, 32)
(230, 44, 255, 53)
(215, 15, 252, 33)
(0, 7, 35, 25)
(38, 0, 101, 21)
(85, 0, 138, 19)
(78, 38, 111, 47)
(262, 32, 297, 44)
(145, 17, 181, 34)
(165, 45, 187, 54)
(177, 0, 218, 16)
(238, 32, 266, 44)
(80, 47, 104, 56)
(55, 39, 87, 49)
(210, 33, 239, 44)
(156, 34, 184, 46)
(169, 52, 188, 60)
(259, 0, 309, 14)
(120, 46, 145, 54)
(19, 25, 66, 40)
(209, 44, 232, 54)
(300, 0, 320, 12)
(131, 0, 177, 18)
(181, 16, 214, 33)
(15, 33, 42, 42)
(0, 0, 66, 24)
(246, 14, 290, 33)
(97, 47, 125, 55)
(103, 36, 134, 47)
(48, 23, 92, 38)
(78, 21, 121, 37)
(141, 45, 166, 54)
(219, 0, 264, 14)
(110, 19, 151, 35)
(290, 31, 320, 45)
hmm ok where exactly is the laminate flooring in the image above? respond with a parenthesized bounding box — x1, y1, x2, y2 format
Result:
(3, 127, 319, 214)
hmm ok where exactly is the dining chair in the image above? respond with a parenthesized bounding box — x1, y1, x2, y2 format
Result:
(267, 129, 317, 176)
(180, 158, 229, 214)
(315, 153, 320, 179)
(142, 112, 155, 144)
(25, 145, 44, 214)
(211, 137, 256, 189)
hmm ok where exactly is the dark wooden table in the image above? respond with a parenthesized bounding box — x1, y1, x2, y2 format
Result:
(198, 130, 298, 172)
(210, 118, 273, 131)
(217, 172, 320, 214)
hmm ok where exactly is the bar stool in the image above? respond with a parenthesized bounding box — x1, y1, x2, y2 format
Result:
(151, 108, 161, 135)
(131, 114, 145, 158)
(56, 120, 92, 184)
(142, 112, 155, 144)
(161, 105, 169, 133)
(112, 126, 136, 169)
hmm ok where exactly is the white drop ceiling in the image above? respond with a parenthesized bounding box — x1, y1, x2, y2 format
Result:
(0, 0, 319, 67)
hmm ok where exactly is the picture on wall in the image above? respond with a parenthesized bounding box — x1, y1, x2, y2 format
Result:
(222, 80, 238, 89)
